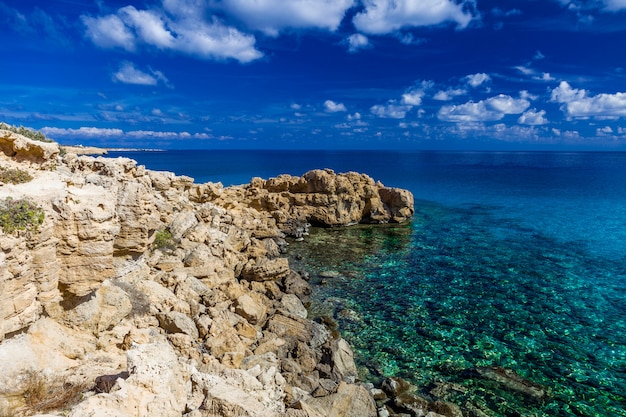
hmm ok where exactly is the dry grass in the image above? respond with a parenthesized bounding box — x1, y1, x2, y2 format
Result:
(2, 371, 89, 417)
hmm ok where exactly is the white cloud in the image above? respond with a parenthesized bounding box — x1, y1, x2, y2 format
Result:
(347, 112, 361, 120)
(119, 6, 175, 49)
(353, 0, 476, 35)
(433, 88, 466, 101)
(371, 80, 431, 119)
(487, 94, 530, 114)
(518, 109, 548, 125)
(370, 103, 412, 119)
(515, 65, 534, 76)
(112, 62, 167, 86)
(82, 14, 135, 51)
(290, 103, 302, 110)
(82, 4, 263, 63)
(211, 0, 355, 36)
(465, 73, 491, 87)
(41, 127, 124, 137)
(551, 81, 626, 119)
(346, 33, 370, 53)
(324, 100, 347, 112)
(438, 94, 530, 122)
(401, 80, 432, 105)
(42, 126, 215, 141)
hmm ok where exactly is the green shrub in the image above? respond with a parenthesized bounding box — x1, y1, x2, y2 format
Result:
(0, 166, 33, 184)
(152, 228, 175, 250)
(0, 198, 45, 234)
(0, 122, 52, 143)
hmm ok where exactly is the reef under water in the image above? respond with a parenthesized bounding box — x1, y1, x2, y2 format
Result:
(287, 200, 626, 417)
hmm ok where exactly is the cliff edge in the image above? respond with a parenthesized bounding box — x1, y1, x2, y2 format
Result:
(0, 130, 414, 417)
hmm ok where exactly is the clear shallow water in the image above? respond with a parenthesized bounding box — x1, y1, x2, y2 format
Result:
(110, 150, 626, 416)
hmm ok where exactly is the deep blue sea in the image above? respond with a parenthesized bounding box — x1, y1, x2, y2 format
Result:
(109, 150, 626, 416)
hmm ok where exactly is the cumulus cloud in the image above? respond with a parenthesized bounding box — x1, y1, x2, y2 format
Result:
(118, 6, 175, 49)
(81, 3, 263, 63)
(371, 80, 432, 119)
(82, 14, 135, 51)
(211, 0, 355, 36)
(324, 100, 347, 112)
(438, 94, 530, 122)
(401, 85, 428, 106)
(346, 33, 370, 53)
(370, 103, 412, 119)
(112, 62, 171, 86)
(433, 88, 466, 101)
(551, 81, 626, 119)
(518, 109, 548, 125)
(353, 0, 477, 34)
(465, 73, 491, 87)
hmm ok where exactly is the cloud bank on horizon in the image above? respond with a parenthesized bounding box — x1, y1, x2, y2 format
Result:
(0, 0, 625, 149)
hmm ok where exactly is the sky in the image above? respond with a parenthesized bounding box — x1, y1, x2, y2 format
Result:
(0, 0, 625, 150)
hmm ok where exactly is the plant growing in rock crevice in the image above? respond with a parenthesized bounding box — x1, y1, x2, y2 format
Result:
(0, 166, 33, 184)
(1, 371, 88, 417)
(152, 228, 175, 251)
(0, 197, 45, 234)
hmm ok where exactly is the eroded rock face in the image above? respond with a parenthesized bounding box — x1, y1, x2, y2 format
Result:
(209, 168, 415, 234)
(0, 129, 59, 166)
(0, 131, 416, 417)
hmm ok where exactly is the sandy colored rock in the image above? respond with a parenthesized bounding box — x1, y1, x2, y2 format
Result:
(300, 382, 377, 417)
(0, 129, 415, 417)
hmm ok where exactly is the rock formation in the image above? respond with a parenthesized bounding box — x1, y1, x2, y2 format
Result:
(0, 130, 413, 417)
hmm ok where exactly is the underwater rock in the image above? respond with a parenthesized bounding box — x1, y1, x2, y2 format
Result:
(473, 366, 547, 402)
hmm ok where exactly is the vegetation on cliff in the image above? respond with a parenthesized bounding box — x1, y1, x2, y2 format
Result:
(0, 166, 33, 185)
(0, 123, 51, 143)
(0, 197, 44, 234)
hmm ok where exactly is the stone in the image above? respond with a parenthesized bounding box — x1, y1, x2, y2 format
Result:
(63, 280, 132, 336)
(330, 338, 359, 384)
(300, 382, 377, 417)
(67, 340, 190, 417)
(234, 294, 267, 325)
(242, 258, 290, 282)
(474, 366, 547, 402)
(157, 311, 199, 339)
(281, 293, 308, 319)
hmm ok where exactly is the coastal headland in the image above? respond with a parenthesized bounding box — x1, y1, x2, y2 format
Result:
(0, 128, 428, 416)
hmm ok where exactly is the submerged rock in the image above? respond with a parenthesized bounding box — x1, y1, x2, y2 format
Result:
(473, 366, 548, 402)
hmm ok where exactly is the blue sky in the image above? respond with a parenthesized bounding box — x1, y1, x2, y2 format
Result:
(1, 0, 625, 150)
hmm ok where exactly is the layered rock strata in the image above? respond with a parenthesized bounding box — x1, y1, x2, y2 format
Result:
(0, 131, 413, 417)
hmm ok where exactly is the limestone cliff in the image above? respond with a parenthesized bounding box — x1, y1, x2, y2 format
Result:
(0, 130, 414, 417)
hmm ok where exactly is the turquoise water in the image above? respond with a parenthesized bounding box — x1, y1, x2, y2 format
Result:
(110, 150, 626, 416)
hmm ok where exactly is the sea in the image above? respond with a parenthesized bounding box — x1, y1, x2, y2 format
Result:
(108, 150, 626, 416)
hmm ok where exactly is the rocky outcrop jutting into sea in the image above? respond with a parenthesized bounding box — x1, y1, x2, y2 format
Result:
(0, 129, 414, 417)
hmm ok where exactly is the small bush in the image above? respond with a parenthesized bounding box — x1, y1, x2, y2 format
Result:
(0, 198, 45, 234)
(0, 122, 52, 143)
(0, 166, 33, 184)
(152, 228, 175, 251)
(9, 371, 87, 417)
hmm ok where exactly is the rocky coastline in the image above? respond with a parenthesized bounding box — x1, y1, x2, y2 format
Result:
(0, 128, 423, 417)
